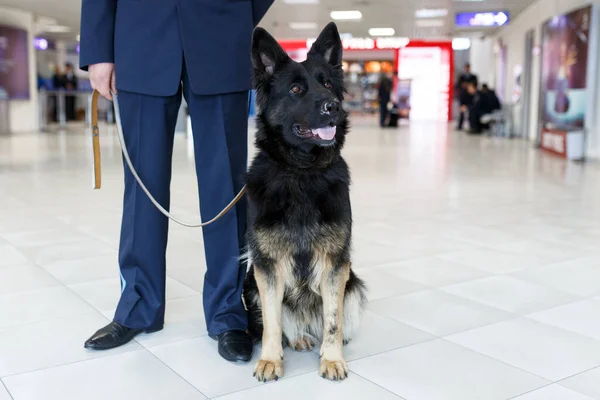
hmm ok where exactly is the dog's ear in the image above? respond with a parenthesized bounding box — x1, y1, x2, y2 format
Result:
(252, 27, 290, 76)
(308, 22, 343, 67)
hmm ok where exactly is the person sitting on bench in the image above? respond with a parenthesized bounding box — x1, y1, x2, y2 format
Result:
(466, 82, 501, 134)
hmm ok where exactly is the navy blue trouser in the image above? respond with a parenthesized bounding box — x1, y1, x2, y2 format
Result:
(114, 68, 248, 336)
(379, 101, 389, 127)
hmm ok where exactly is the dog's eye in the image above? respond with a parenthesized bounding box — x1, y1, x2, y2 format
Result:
(290, 84, 302, 94)
(324, 80, 332, 89)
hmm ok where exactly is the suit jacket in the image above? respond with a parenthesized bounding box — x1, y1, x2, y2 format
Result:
(80, 0, 273, 96)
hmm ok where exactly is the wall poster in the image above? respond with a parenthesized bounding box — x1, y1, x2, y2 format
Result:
(539, 5, 593, 159)
(0, 25, 30, 100)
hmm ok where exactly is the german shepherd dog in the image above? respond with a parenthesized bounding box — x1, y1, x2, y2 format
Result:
(242, 22, 367, 382)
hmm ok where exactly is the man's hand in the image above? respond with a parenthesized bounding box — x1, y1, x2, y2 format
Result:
(89, 63, 116, 100)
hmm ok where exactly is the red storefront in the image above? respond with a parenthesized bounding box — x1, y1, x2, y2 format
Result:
(278, 38, 454, 121)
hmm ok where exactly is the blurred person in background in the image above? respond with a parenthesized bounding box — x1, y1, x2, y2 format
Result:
(455, 63, 478, 131)
(481, 83, 501, 113)
(479, 83, 502, 129)
(51, 66, 64, 122)
(64, 63, 78, 120)
(378, 72, 393, 127)
(80, 0, 273, 363)
(466, 81, 483, 134)
(466, 82, 502, 134)
(51, 65, 64, 90)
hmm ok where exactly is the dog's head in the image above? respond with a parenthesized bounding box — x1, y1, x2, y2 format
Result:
(252, 23, 347, 157)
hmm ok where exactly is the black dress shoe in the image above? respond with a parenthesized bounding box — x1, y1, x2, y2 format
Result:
(209, 330, 253, 363)
(84, 321, 162, 351)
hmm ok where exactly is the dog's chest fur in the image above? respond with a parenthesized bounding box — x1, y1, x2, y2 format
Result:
(246, 152, 352, 293)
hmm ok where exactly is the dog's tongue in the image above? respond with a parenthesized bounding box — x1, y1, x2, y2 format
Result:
(313, 126, 336, 140)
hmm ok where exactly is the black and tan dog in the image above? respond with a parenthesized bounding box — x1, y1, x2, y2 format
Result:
(242, 23, 367, 382)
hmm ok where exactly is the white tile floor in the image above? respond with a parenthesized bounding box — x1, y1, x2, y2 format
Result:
(1, 118, 600, 399)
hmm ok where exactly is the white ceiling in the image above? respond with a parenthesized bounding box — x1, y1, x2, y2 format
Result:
(0, 0, 537, 42)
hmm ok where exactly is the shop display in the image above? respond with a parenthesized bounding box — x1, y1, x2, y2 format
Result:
(345, 60, 394, 113)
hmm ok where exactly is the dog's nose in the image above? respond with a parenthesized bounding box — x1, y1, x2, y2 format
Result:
(324, 101, 340, 114)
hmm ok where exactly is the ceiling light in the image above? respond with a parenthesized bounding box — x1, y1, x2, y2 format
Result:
(36, 16, 57, 25)
(282, 0, 319, 3)
(416, 19, 445, 27)
(452, 38, 471, 50)
(40, 25, 72, 33)
(415, 8, 449, 18)
(368, 27, 395, 36)
(34, 38, 48, 50)
(330, 10, 362, 20)
(289, 22, 318, 30)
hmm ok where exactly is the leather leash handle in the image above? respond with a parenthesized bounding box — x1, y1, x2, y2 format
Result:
(91, 90, 102, 189)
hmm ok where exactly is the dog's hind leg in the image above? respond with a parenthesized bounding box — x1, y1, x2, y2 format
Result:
(342, 269, 367, 345)
(282, 306, 320, 352)
(319, 260, 350, 381)
(243, 266, 264, 342)
(253, 262, 285, 382)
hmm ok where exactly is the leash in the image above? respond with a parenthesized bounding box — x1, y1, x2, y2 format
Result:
(91, 89, 246, 228)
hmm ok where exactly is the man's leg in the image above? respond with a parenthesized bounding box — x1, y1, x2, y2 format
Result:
(183, 86, 248, 335)
(468, 107, 482, 134)
(85, 89, 181, 350)
(66, 95, 74, 120)
(457, 109, 465, 130)
(379, 102, 388, 127)
(183, 81, 251, 361)
(116, 89, 183, 330)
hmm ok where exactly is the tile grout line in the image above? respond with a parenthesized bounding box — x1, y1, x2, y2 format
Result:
(208, 370, 315, 400)
(503, 381, 564, 400)
(344, 335, 440, 365)
(0, 349, 144, 380)
(207, 368, 405, 400)
(439, 292, 591, 317)
(440, 337, 560, 383)
(3, 255, 146, 373)
(367, 283, 599, 339)
(345, 369, 406, 400)
(165, 274, 204, 295)
(141, 346, 210, 399)
(0, 379, 15, 400)
(554, 364, 600, 386)
(365, 293, 520, 337)
(138, 332, 209, 349)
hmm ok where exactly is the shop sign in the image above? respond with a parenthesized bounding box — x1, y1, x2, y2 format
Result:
(455, 11, 510, 27)
(306, 37, 410, 50)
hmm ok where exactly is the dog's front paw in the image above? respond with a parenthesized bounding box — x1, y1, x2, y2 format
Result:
(254, 359, 284, 382)
(319, 358, 348, 381)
